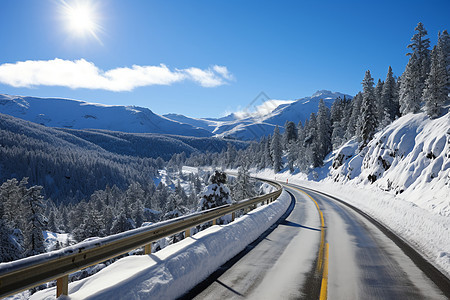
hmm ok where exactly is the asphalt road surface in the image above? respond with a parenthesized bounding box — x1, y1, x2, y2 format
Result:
(181, 183, 449, 299)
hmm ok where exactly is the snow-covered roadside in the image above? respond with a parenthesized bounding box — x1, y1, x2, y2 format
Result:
(31, 190, 290, 300)
(253, 169, 450, 278)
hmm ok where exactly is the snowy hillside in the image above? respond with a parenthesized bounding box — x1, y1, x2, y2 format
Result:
(0, 94, 213, 137)
(164, 90, 352, 140)
(328, 110, 450, 216)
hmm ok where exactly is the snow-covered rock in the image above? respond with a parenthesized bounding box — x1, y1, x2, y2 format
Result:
(330, 111, 450, 216)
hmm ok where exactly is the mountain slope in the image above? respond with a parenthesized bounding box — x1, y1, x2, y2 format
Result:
(0, 113, 248, 202)
(328, 110, 450, 216)
(0, 94, 213, 137)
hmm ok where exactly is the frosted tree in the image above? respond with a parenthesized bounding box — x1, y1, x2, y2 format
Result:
(0, 198, 22, 262)
(305, 113, 321, 168)
(296, 121, 308, 171)
(381, 66, 399, 124)
(264, 137, 272, 168)
(283, 121, 297, 144)
(271, 126, 283, 173)
(110, 210, 135, 234)
(423, 44, 449, 118)
(400, 53, 423, 114)
(316, 99, 332, 162)
(23, 186, 46, 257)
(439, 30, 450, 91)
(407, 22, 431, 85)
(375, 79, 384, 122)
(345, 92, 362, 140)
(287, 141, 297, 172)
(359, 70, 378, 148)
(234, 166, 255, 201)
(400, 22, 431, 115)
(198, 171, 232, 210)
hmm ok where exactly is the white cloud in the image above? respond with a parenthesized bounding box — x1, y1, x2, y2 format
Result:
(0, 58, 233, 91)
(234, 99, 294, 119)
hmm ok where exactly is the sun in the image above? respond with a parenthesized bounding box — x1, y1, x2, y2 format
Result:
(60, 0, 101, 42)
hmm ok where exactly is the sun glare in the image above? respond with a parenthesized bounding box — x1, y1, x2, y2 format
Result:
(60, 0, 101, 42)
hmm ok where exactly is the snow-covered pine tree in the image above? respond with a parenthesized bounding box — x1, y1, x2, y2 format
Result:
(400, 53, 423, 115)
(287, 141, 297, 173)
(226, 143, 238, 168)
(400, 22, 431, 115)
(439, 30, 450, 92)
(198, 171, 232, 225)
(234, 166, 255, 201)
(110, 210, 135, 235)
(381, 66, 399, 125)
(73, 207, 105, 241)
(345, 92, 362, 140)
(264, 137, 272, 168)
(305, 113, 322, 168)
(296, 120, 307, 171)
(283, 121, 297, 144)
(23, 185, 46, 257)
(0, 197, 22, 262)
(316, 99, 332, 163)
(271, 126, 283, 173)
(423, 44, 449, 118)
(375, 79, 384, 122)
(408, 22, 431, 86)
(359, 70, 378, 148)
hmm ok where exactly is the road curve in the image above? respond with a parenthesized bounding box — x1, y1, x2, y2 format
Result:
(181, 184, 449, 299)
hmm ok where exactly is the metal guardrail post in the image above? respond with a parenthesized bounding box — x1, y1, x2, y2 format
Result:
(231, 212, 235, 222)
(56, 275, 68, 297)
(185, 228, 191, 238)
(144, 244, 152, 255)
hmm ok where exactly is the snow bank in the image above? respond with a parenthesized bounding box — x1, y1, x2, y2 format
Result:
(253, 169, 450, 278)
(31, 190, 290, 300)
(330, 112, 450, 216)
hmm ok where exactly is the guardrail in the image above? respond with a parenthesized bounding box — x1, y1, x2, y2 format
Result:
(0, 178, 282, 299)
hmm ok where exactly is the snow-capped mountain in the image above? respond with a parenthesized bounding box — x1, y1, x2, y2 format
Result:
(0, 94, 213, 137)
(0, 90, 350, 140)
(165, 90, 352, 140)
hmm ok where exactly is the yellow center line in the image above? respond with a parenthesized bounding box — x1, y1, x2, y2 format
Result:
(320, 243, 330, 300)
(286, 184, 329, 299)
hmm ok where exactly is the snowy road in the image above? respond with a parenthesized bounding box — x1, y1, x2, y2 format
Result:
(183, 184, 449, 299)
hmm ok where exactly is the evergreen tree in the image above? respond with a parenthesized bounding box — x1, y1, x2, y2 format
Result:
(400, 53, 423, 114)
(283, 121, 297, 144)
(400, 22, 431, 115)
(359, 70, 378, 148)
(375, 79, 384, 122)
(0, 197, 22, 262)
(110, 210, 135, 235)
(381, 66, 400, 124)
(234, 166, 255, 201)
(23, 186, 46, 257)
(264, 137, 272, 168)
(407, 22, 431, 85)
(345, 92, 363, 140)
(198, 171, 232, 211)
(316, 99, 332, 163)
(423, 44, 449, 118)
(305, 113, 321, 167)
(271, 126, 283, 173)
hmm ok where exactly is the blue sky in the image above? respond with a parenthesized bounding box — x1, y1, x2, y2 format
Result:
(1, 0, 449, 118)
